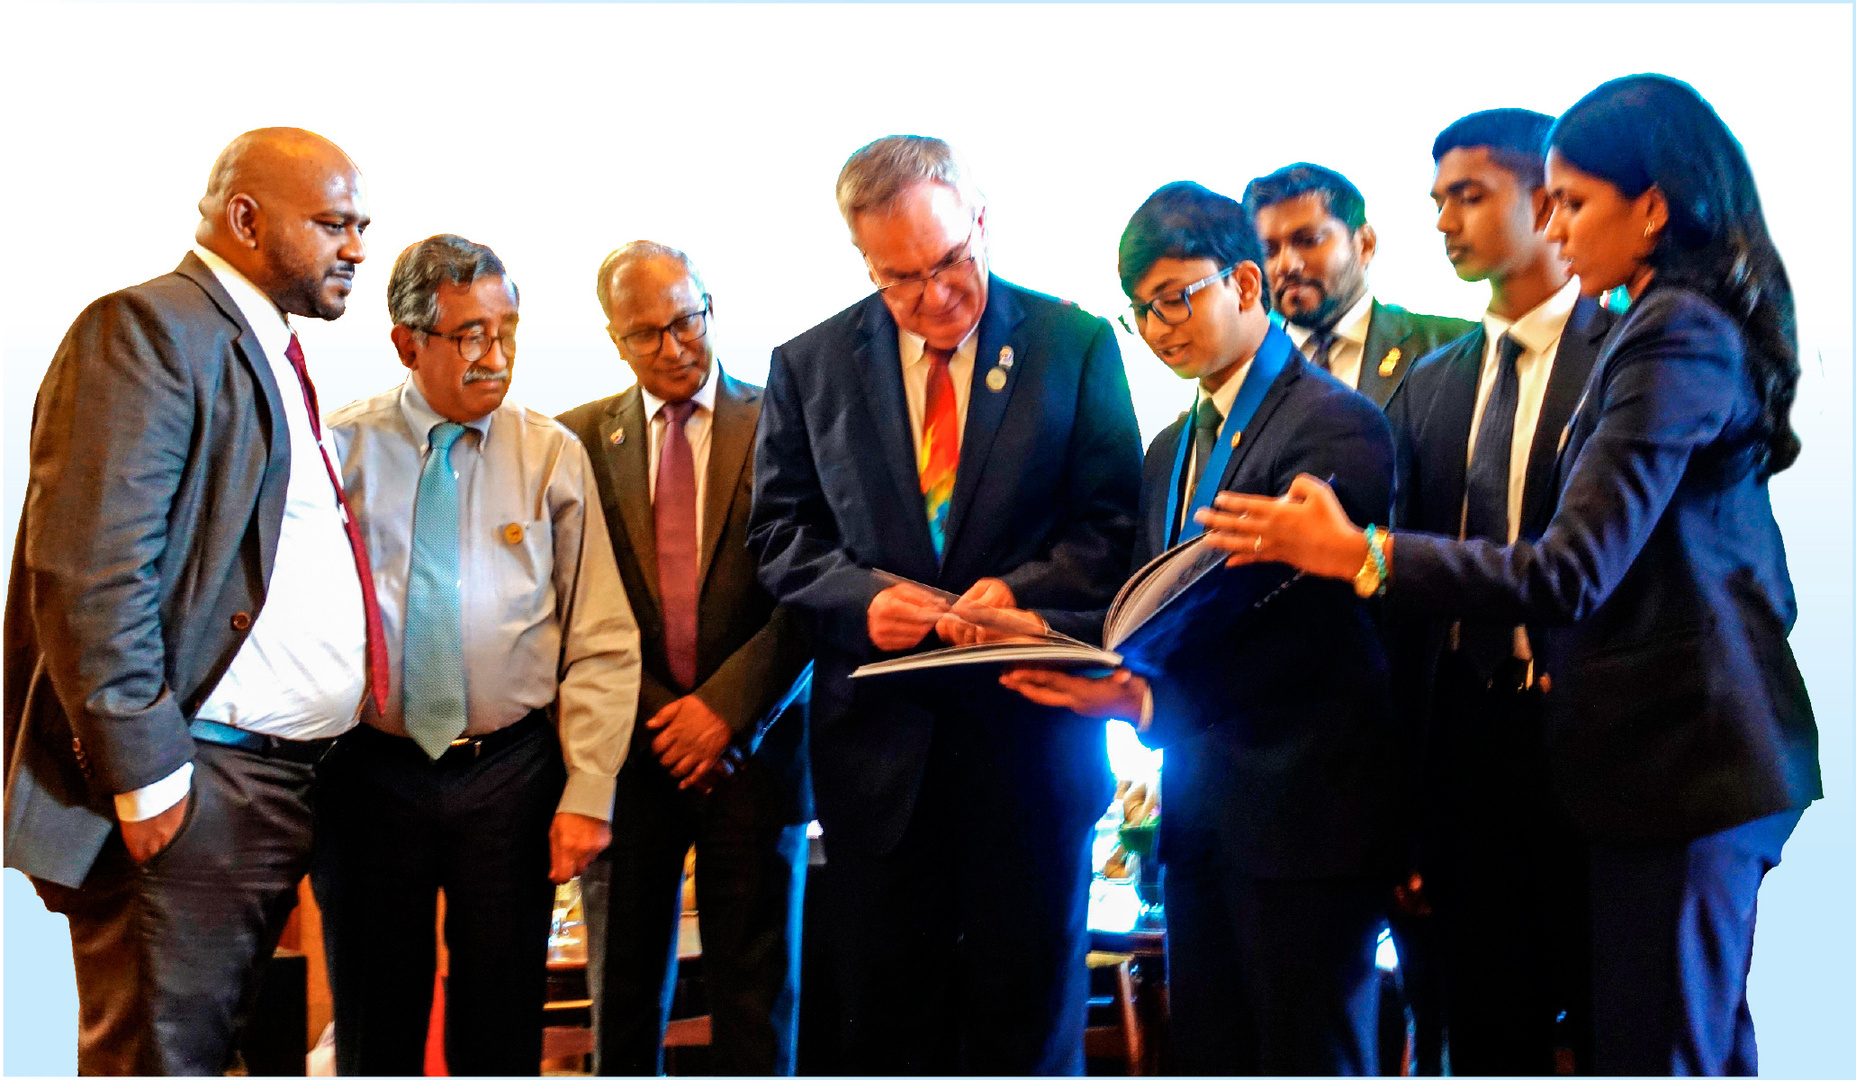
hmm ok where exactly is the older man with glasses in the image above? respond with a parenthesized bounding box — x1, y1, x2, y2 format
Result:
(312, 233, 642, 1076)
(558, 242, 813, 1076)
(749, 136, 1143, 1074)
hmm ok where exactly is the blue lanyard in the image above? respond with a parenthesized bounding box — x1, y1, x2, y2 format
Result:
(1165, 326, 1293, 544)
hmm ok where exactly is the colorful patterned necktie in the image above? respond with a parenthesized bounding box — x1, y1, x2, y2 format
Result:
(918, 344, 960, 560)
(655, 400, 700, 690)
(402, 421, 469, 759)
(282, 333, 391, 716)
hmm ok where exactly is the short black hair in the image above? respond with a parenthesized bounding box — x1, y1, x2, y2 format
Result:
(1118, 181, 1270, 313)
(1431, 108, 1555, 189)
(1241, 163, 1366, 231)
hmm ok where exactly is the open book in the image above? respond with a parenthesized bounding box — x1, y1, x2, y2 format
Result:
(850, 537, 1303, 678)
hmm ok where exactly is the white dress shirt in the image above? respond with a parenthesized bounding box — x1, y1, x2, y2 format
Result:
(900, 325, 979, 455)
(640, 362, 721, 548)
(1464, 277, 1582, 543)
(1285, 290, 1375, 389)
(118, 246, 369, 822)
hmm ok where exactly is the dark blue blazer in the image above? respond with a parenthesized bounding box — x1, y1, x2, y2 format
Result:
(1385, 296, 1617, 728)
(1392, 286, 1821, 844)
(1137, 335, 1400, 880)
(749, 276, 1144, 856)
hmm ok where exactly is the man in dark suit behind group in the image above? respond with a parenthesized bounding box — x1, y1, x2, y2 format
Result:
(749, 135, 1143, 1074)
(3, 128, 382, 1074)
(999, 181, 1400, 1075)
(559, 242, 813, 1075)
(1245, 162, 1475, 410)
(1387, 108, 1619, 1075)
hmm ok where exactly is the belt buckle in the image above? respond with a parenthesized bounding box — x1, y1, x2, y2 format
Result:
(448, 735, 482, 760)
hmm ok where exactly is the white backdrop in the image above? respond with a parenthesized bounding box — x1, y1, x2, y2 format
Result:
(3, 3, 1851, 1075)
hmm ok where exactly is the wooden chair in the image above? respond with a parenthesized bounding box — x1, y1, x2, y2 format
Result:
(1084, 950, 1146, 1075)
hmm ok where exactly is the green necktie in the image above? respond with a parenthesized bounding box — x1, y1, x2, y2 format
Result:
(402, 421, 468, 759)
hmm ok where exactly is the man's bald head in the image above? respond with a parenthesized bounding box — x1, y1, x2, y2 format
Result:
(598, 242, 714, 404)
(195, 127, 370, 321)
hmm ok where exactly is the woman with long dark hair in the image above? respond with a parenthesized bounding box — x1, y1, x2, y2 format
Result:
(1198, 73, 1822, 1075)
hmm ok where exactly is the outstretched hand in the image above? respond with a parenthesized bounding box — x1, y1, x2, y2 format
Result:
(998, 667, 1147, 720)
(1193, 473, 1371, 580)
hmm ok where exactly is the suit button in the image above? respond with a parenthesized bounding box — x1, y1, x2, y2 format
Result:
(230, 612, 253, 631)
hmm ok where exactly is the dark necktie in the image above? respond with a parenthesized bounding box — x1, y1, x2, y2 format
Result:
(1173, 398, 1224, 544)
(1305, 330, 1337, 371)
(1459, 332, 1527, 680)
(283, 334, 391, 717)
(656, 400, 700, 690)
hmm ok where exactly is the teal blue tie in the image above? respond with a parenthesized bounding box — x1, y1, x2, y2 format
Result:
(403, 421, 468, 759)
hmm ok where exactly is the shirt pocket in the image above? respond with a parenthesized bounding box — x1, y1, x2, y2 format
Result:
(493, 516, 557, 617)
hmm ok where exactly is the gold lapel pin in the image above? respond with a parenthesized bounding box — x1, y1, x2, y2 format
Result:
(503, 522, 525, 545)
(1377, 348, 1401, 376)
(610, 427, 625, 445)
(985, 367, 1008, 392)
(998, 345, 1015, 369)
(1231, 431, 1242, 449)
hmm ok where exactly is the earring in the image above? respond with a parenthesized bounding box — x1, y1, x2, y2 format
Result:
(1643, 223, 1656, 239)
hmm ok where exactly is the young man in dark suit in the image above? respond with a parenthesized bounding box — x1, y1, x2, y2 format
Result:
(1245, 162, 1475, 409)
(4, 129, 382, 1074)
(998, 181, 1399, 1075)
(749, 136, 1143, 1074)
(558, 243, 813, 1076)
(1386, 108, 1620, 1075)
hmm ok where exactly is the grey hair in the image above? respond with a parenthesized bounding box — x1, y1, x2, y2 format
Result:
(387, 233, 516, 331)
(594, 241, 707, 322)
(835, 135, 984, 237)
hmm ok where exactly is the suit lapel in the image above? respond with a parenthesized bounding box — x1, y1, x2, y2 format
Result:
(700, 372, 755, 584)
(853, 299, 940, 570)
(1521, 297, 1609, 534)
(175, 253, 292, 569)
(1429, 329, 1484, 530)
(1216, 356, 1302, 492)
(598, 388, 660, 607)
(1355, 300, 1401, 407)
(941, 279, 1025, 563)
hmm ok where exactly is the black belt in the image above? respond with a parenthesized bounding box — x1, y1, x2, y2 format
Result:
(347, 708, 549, 764)
(188, 718, 338, 764)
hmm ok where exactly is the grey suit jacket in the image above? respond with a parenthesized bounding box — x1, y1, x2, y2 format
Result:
(556, 371, 812, 817)
(4, 253, 291, 888)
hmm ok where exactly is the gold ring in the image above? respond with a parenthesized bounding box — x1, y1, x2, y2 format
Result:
(1252, 534, 1263, 553)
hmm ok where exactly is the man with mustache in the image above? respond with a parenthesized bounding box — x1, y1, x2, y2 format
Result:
(5, 128, 379, 1074)
(1245, 163, 1474, 410)
(314, 234, 642, 1075)
(1387, 108, 1618, 1075)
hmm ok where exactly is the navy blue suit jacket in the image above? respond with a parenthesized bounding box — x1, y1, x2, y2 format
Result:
(1392, 286, 1821, 844)
(1135, 336, 1400, 879)
(749, 276, 1144, 856)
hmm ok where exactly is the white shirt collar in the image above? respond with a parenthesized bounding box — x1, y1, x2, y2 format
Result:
(192, 243, 293, 360)
(1482, 277, 1581, 355)
(900, 322, 981, 368)
(1283, 290, 1375, 347)
(399, 377, 495, 448)
(1196, 354, 1253, 420)
(640, 360, 721, 422)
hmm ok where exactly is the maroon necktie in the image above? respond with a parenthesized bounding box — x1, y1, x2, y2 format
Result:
(655, 400, 700, 690)
(284, 333, 392, 716)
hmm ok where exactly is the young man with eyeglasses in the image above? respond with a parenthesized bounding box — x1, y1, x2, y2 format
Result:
(749, 135, 1142, 1074)
(314, 233, 642, 1075)
(557, 242, 813, 1075)
(991, 182, 1401, 1074)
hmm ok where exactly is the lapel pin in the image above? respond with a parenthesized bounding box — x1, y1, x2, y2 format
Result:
(1378, 348, 1401, 376)
(610, 427, 625, 445)
(998, 345, 1015, 369)
(1231, 431, 1242, 449)
(503, 522, 525, 545)
(985, 367, 1008, 392)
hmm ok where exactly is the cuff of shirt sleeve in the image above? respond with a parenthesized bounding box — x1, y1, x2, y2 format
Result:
(557, 769, 617, 822)
(114, 762, 193, 822)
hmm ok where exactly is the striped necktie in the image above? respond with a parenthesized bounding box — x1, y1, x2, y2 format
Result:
(402, 421, 469, 759)
(919, 344, 960, 560)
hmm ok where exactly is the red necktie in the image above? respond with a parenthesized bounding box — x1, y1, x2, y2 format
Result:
(655, 400, 700, 690)
(284, 333, 391, 716)
(918, 345, 959, 559)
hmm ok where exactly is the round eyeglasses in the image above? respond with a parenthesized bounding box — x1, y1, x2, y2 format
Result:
(619, 300, 712, 357)
(423, 324, 517, 363)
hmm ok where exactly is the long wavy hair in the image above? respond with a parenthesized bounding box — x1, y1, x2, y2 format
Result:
(1548, 74, 1801, 476)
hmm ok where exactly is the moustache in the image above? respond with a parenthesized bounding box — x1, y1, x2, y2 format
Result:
(462, 367, 509, 385)
(1274, 275, 1323, 296)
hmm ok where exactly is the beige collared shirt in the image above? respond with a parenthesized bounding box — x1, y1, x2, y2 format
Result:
(1285, 290, 1375, 389)
(327, 380, 643, 820)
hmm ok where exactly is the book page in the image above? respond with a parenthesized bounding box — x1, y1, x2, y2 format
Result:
(1103, 536, 1227, 650)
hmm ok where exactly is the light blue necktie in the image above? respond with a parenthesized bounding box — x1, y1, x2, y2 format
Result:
(403, 421, 468, 759)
